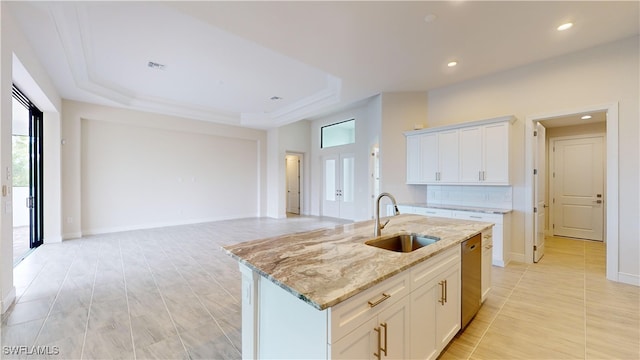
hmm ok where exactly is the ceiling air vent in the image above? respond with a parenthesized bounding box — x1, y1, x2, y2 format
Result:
(147, 61, 166, 70)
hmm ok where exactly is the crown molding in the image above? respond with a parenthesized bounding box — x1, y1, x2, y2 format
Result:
(48, 3, 342, 129)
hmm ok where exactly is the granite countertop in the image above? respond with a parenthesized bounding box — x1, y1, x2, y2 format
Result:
(402, 203, 513, 215)
(223, 214, 493, 310)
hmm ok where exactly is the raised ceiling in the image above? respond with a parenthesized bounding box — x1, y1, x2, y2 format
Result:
(7, 1, 639, 129)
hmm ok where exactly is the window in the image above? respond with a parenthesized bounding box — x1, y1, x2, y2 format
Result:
(321, 119, 355, 148)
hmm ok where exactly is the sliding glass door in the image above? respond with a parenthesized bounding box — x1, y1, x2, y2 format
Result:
(12, 85, 43, 262)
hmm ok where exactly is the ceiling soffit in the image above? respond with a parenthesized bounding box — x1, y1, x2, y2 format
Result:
(47, 3, 341, 128)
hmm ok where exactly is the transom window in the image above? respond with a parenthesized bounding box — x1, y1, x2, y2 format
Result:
(321, 119, 355, 148)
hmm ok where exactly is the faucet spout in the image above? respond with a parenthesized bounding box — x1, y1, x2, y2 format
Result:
(374, 192, 400, 237)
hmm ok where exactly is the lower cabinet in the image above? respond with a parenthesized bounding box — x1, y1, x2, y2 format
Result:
(332, 296, 410, 359)
(240, 245, 464, 359)
(410, 247, 461, 359)
(481, 229, 493, 302)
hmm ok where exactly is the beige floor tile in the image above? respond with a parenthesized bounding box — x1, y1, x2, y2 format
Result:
(4, 222, 637, 359)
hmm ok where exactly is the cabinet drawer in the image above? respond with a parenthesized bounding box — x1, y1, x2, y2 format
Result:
(410, 246, 460, 291)
(413, 207, 453, 218)
(451, 211, 502, 224)
(330, 271, 410, 343)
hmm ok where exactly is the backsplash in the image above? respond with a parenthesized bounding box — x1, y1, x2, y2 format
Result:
(426, 185, 512, 209)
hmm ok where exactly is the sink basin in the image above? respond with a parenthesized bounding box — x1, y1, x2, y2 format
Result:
(365, 233, 441, 253)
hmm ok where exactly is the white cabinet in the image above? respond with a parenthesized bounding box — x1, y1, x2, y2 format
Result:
(406, 130, 459, 184)
(398, 206, 510, 268)
(406, 116, 514, 185)
(481, 229, 493, 302)
(482, 122, 510, 184)
(451, 210, 510, 267)
(410, 246, 461, 360)
(332, 296, 410, 360)
(412, 207, 452, 218)
(240, 243, 466, 359)
(420, 130, 459, 183)
(459, 121, 510, 184)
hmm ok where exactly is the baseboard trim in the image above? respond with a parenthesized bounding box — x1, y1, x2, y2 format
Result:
(45, 236, 63, 244)
(2, 286, 16, 314)
(510, 252, 525, 264)
(82, 214, 258, 236)
(618, 272, 640, 286)
(62, 232, 82, 240)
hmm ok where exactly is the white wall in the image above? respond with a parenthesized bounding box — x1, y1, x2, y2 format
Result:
(425, 36, 639, 281)
(310, 98, 380, 220)
(379, 92, 429, 205)
(1, 5, 63, 313)
(62, 100, 267, 237)
(277, 121, 311, 217)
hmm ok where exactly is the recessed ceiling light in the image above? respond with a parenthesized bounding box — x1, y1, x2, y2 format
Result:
(424, 14, 437, 23)
(447, 61, 458, 67)
(270, 96, 283, 101)
(581, 115, 592, 120)
(557, 22, 573, 31)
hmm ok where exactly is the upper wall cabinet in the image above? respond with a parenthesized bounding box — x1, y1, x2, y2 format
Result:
(406, 116, 515, 185)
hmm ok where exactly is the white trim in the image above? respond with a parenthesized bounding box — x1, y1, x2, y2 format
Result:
(524, 103, 619, 283)
(404, 115, 516, 136)
(81, 213, 258, 236)
(62, 232, 83, 240)
(510, 252, 525, 264)
(44, 236, 63, 244)
(548, 134, 606, 242)
(1, 286, 16, 314)
(618, 272, 640, 286)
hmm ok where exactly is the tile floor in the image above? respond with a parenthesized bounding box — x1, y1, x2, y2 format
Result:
(441, 235, 640, 359)
(2, 218, 639, 359)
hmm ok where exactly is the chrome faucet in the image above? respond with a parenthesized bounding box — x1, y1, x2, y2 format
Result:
(374, 192, 400, 237)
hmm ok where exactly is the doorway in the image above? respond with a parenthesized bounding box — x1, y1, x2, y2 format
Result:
(526, 104, 617, 280)
(322, 153, 355, 220)
(12, 85, 44, 265)
(550, 135, 605, 241)
(285, 153, 302, 216)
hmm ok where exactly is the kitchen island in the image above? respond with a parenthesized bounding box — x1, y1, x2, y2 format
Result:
(224, 214, 493, 359)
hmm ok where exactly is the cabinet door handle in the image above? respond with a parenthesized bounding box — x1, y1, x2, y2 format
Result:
(444, 279, 448, 304)
(479, 171, 482, 181)
(483, 171, 486, 181)
(374, 326, 382, 360)
(380, 322, 388, 356)
(368, 293, 391, 308)
(438, 281, 445, 305)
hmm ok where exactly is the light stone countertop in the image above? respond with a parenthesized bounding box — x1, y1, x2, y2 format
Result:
(223, 214, 493, 310)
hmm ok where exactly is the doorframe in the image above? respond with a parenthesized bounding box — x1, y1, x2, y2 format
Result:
(524, 102, 618, 282)
(548, 134, 606, 241)
(285, 152, 304, 215)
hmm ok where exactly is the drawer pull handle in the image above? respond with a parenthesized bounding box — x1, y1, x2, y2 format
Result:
(470, 216, 482, 219)
(368, 293, 391, 307)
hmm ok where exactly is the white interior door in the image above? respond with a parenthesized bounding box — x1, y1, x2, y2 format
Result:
(552, 136, 604, 241)
(322, 153, 355, 220)
(286, 155, 300, 214)
(533, 123, 546, 262)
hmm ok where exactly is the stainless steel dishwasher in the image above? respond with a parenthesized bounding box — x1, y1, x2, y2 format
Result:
(461, 233, 482, 330)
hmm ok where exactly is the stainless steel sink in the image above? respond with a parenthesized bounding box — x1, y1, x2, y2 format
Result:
(365, 233, 441, 253)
